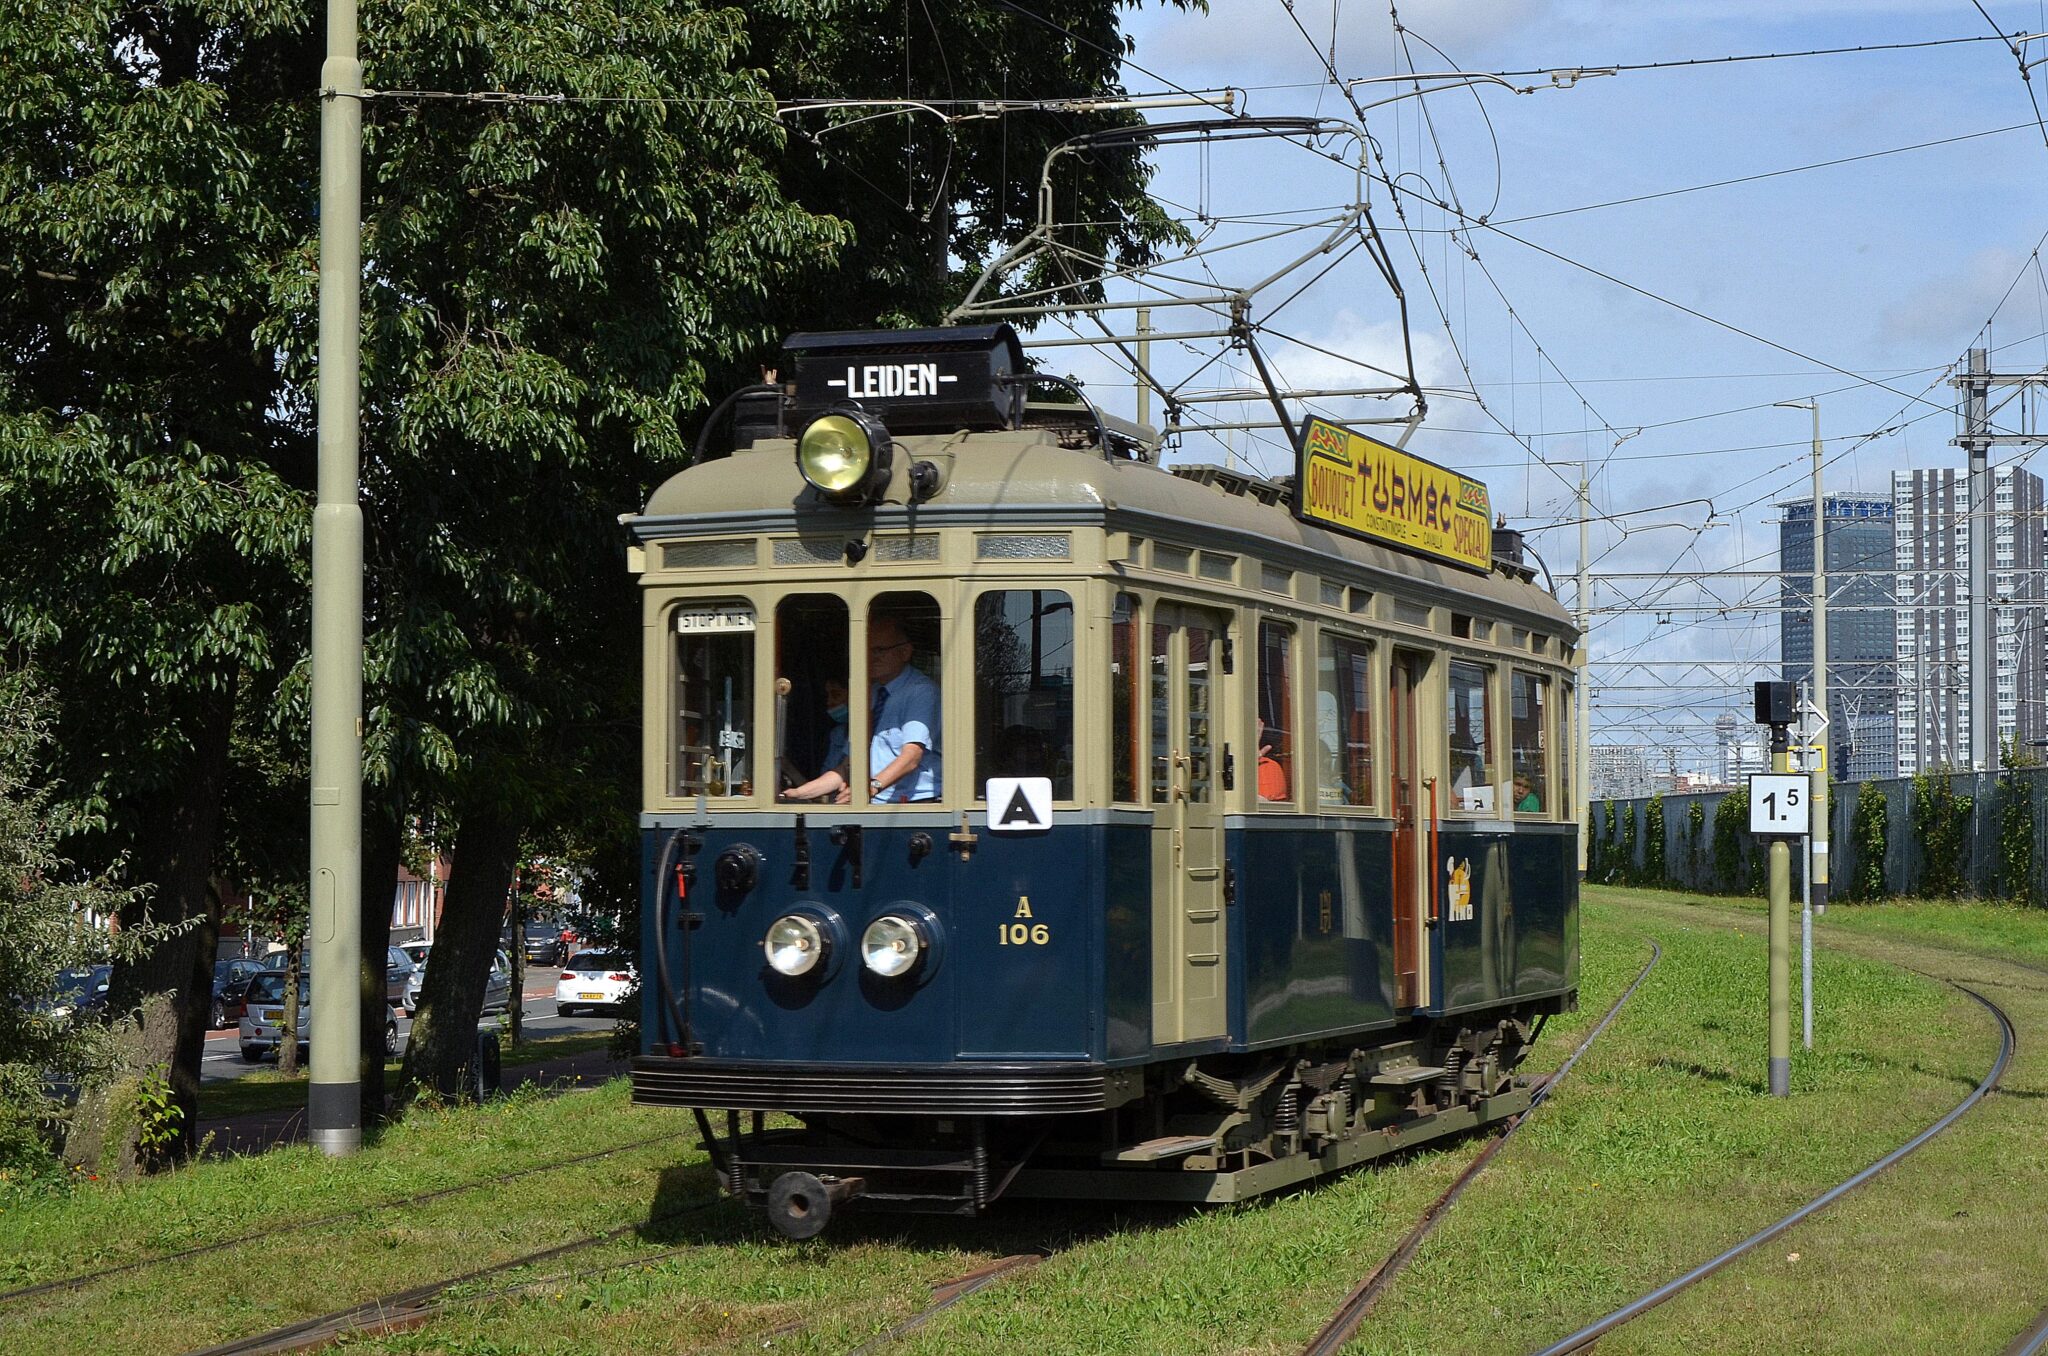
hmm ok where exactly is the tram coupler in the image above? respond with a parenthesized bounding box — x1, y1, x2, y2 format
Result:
(765, 1171, 866, 1240)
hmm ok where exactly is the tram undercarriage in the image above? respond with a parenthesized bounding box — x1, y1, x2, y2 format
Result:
(650, 1006, 1565, 1237)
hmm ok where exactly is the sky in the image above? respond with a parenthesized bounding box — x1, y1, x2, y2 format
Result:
(965, 0, 2048, 768)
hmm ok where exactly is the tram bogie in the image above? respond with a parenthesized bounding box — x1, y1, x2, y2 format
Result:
(627, 324, 1579, 1237)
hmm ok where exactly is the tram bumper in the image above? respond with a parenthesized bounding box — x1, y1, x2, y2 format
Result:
(631, 1054, 1141, 1116)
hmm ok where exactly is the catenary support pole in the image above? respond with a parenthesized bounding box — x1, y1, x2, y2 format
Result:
(1576, 471, 1591, 881)
(310, 0, 365, 1154)
(1807, 400, 1829, 916)
(1965, 347, 1991, 771)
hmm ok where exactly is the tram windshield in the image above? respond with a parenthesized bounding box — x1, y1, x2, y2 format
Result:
(775, 595, 851, 802)
(673, 605, 755, 798)
(974, 589, 1075, 799)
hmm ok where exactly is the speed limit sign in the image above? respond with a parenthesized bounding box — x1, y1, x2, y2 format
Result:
(1748, 773, 1811, 835)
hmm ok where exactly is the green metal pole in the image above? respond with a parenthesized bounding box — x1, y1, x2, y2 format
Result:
(1768, 732, 1792, 1098)
(309, 0, 364, 1155)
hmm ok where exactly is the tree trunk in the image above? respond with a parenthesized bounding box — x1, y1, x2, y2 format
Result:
(277, 947, 301, 1076)
(509, 897, 525, 1047)
(359, 791, 405, 1126)
(70, 683, 233, 1173)
(396, 793, 523, 1103)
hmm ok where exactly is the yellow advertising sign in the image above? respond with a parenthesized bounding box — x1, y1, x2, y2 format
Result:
(1296, 417, 1492, 572)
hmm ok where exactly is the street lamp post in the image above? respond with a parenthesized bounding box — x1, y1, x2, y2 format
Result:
(309, 0, 365, 1154)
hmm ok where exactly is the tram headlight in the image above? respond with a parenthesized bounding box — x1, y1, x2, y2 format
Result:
(765, 914, 828, 977)
(860, 913, 926, 978)
(796, 410, 892, 503)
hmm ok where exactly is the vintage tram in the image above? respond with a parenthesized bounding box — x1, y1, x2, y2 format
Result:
(625, 324, 1579, 1237)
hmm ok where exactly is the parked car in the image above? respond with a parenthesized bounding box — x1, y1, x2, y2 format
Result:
(554, 951, 636, 1017)
(520, 920, 568, 968)
(239, 970, 399, 1062)
(384, 945, 418, 1009)
(211, 957, 269, 1028)
(399, 948, 511, 1015)
(44, 965, 111, 1021)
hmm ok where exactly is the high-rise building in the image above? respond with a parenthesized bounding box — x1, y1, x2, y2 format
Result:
(1893, 466, 2047, 773)
(1777, 496, 1897, 780)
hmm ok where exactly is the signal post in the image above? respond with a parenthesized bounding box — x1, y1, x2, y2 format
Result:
(1750, 681, 1806, 1099)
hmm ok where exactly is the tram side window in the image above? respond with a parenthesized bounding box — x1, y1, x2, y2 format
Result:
(1317, 633, 1373, 807)
(975, 590, 1075, 800)
(1447, 661, 1494, 813)
(1558, 680, 1574, 819)
(673, 604, 756, 799)
(1511, 671, 1549, 815)
(1112, 594, 1142, 802)
(775, 596, 850, 803)
(1149, 618, 1171, 804)
(867, 592, 943, 803)
(1257, 621, 1295, 803)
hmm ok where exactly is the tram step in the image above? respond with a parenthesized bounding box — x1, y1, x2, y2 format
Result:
(1368, 1065, 1447, 1086)
(1104, 1134, 1218, 1163)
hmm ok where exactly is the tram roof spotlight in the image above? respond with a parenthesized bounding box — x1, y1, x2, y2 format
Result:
(797, 409, 892, 503)
(860, 913, 925, 979)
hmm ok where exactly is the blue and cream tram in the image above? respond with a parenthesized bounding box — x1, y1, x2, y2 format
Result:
(625, 325, 1579, 1237)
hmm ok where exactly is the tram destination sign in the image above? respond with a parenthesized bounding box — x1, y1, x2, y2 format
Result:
(1294, 416, 1492, 573)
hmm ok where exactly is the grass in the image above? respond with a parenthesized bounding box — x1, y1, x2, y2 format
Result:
(7, 891, 2047, 1354)
(198, 1028, 618, 1121)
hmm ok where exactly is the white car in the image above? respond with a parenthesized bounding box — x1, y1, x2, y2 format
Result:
(239, 970, 398, 1062)
(555, 951, 636, 1017)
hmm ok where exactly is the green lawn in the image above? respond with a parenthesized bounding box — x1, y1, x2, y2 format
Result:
(198, 1028, 618, 1121)
(6, 891, 2046, 1355)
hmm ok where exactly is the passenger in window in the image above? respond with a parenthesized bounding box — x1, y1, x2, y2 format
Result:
(1257, 725, 1290, 801)
(781, 678, 852, 803)
(868, 617, 941, 802)
(1514, 772, 1541, 813)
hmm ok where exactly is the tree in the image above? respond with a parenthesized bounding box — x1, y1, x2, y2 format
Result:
(0, 668, 153, 1181)
(0, 1, 317, 1165)
(3, 0, 1197, 1121)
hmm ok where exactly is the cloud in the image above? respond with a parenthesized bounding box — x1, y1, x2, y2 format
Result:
(1130, 0, 1564, 98)
(1874, 246, 2030, 350)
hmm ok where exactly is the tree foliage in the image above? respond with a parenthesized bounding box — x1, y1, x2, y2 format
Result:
(0, 670, 152, 1186)
(2, 0, 1202, 1115)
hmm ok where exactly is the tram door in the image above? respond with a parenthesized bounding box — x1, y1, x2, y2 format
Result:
(1150, 604, 1228, 1044)
(1388, 650, 1431, 1009)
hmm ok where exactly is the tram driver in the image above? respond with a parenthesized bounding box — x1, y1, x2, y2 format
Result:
(781, 678, 852, 803)
(865, 616, 942, 802)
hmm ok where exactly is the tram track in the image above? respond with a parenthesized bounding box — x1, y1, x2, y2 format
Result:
(1299, 937, 1665, 1356)
(179, 1195, 727, 1356)
(1523, 979, 2013, 1355)
(0, 1131, 678, 1307)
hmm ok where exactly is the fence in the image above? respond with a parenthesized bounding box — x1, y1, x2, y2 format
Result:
(1587, 766, 2048, 903)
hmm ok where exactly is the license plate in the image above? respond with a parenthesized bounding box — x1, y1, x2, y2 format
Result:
(578, 992, 604, 1000)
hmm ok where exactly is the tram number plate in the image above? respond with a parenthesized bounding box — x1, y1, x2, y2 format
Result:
(1748, 773, 1810, 835)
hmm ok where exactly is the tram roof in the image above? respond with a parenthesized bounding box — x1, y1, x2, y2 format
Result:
(631, 430, 1575, 638)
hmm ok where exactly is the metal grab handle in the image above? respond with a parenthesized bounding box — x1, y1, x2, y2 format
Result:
(1425, 777, 1440, 924)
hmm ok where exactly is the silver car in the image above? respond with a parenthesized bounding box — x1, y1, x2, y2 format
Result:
(400, 948, 512, 1015)
(239, 970, 398, 1062)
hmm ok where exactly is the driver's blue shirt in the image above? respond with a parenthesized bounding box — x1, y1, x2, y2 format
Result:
(869, 663, 941, 802)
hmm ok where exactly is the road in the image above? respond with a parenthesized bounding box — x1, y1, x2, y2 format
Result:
(201, 983, 616, 1083)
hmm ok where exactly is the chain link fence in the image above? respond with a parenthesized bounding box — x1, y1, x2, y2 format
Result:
(1588, 767, 2048, 903)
